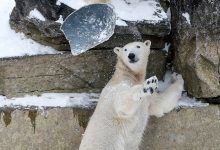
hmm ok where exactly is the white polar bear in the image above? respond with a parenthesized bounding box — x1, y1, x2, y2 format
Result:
(79, 40, 184, 150)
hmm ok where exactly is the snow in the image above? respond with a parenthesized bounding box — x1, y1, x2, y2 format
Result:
(0, 0, 60, 58)
(116, 19, 128, 26)
(178, 93, 209, 108)
(28, 8, 46, 21)
(111, 0, 167, 23)
(56, 1, 61, 6)
(58, 0, 86, 10)
(182, 12, 191, 24)
(0, 93, 99, 109)
(166, 7, 171, 21)
(162, 42, 171, 52)
(58, 0, 167, 25)
(0, 71, 208, 109)
(55, 15, 64, 24)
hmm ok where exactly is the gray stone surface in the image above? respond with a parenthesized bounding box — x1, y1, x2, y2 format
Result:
(9, 0, 170, 51)
(0, 105, 219, 150)
(0, 50, 116, 97)
(170, 0, 220, 99)
(0, 50, 166, 98)
(141, 105, 220, 150)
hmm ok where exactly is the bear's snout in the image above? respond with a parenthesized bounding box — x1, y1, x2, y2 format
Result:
(128, 53, 135, 60)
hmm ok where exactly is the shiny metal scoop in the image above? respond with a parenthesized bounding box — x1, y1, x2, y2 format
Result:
(61, 4, 116, 56)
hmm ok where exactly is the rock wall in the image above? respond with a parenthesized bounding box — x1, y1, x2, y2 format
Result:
(7, 0, 220, 101)
(170, 0, 220, 100)
(0, 106, 219, 150)
(6, 0, 171, 97)
(0, 50, 166, 98)
(10, 0, 170, 51)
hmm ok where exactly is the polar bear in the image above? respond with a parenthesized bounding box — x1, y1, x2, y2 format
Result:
(79, 40, 184, 150)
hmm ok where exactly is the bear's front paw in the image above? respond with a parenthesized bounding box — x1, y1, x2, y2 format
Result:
(142, 76, 158, 96)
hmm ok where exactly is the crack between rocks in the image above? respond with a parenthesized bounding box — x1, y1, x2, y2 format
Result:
(55, 64, 95, 89)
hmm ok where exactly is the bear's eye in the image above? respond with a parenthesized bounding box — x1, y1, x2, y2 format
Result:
(124, 49, 127, 51)
(136, 45, 140, 48)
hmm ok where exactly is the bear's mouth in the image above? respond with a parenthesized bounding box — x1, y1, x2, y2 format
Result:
(129, 59, 139, 63)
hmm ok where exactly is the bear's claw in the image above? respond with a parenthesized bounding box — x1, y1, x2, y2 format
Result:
(142, 76, 158, 96)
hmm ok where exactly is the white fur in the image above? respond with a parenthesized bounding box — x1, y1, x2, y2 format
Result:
(79, 40, 184, 150)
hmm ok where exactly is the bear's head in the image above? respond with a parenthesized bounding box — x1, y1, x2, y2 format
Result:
(114, 40, 151, 73)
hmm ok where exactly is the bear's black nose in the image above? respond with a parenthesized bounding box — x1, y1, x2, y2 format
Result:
(128, 53, 135, 60)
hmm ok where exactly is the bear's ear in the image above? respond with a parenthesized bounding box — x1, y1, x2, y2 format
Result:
(144, 40, 151, 47)
(113, 47, 121, 55)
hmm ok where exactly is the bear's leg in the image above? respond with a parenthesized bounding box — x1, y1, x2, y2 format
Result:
(114, 76, 158, 119)
(149, 74, 184, 117)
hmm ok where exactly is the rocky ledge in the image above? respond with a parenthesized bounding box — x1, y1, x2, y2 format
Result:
(0, 105, 219, 150)
(0, 50, 166, 98)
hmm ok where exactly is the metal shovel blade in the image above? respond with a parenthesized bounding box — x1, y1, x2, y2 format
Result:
(61, 4, 116, 56)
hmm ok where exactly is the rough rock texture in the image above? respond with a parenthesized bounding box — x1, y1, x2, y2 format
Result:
(0, 50, 166, 98)
(9, 0, 170, 51)
(170, 0, 220, 99)
(0, 105, 219, 150)
(146, 50, 166, 80)
(141, 105, 220, 149)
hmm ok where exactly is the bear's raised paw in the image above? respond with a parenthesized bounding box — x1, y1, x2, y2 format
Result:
(142, 76, 158, 96)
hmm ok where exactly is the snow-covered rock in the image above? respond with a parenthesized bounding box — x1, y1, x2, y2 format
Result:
(0, 0, 59, 58)
(10, 0, 170, 51)
(171, 0, 220, 100)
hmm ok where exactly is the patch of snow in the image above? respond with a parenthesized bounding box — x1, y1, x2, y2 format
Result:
(178, 93, 209, 108)
(55, 15, 64, 24)
(28, 8, 46, 21)
(158, 71, 209, 108)
(58, 0, 87, 10)
(166, 7, 171, 21)
(58, 0, 167, 24)
(111, 0, 166, 23)
(116, 19, 128, 26)
(182, 12, 191, 24)
(0, 93, 99, 109)
(56, 1, 61, 6)
(0, 0, 60, 58)
(162, 42, 171, 52)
